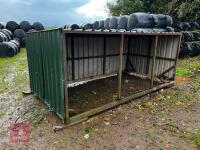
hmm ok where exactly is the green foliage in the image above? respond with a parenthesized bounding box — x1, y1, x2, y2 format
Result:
(107, 0, 200, 22)
(183, 130, 200, 150)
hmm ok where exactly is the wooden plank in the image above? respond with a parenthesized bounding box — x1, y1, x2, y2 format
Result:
(150, 35, 158, 88)
(69, 81, 174, 124)
(62, 31, 69, 124)
(118, 34, 124, 99)
(172, 35, 182, 80)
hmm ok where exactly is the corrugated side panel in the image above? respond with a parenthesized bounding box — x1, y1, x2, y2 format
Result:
(26, 29, 65, 119)
(66, 36, 127, 82)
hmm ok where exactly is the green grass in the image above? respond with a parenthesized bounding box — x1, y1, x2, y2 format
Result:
(176, 67, 192, 76)
(177, 57, 200, 76)
(183, 130, 200, 150)
(0, 48, 28, 94)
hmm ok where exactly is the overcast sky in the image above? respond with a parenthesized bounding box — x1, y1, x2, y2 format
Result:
(0, 0, 114, 26)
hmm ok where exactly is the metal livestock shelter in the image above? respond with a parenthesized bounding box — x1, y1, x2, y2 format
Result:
(26, 28, 181, 125)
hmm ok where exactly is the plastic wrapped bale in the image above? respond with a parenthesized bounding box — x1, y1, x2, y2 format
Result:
(172, 22, 181, 32)
(20, 37, 26, 47)
(189, 42, 200, 57)
(0, 42, 16, 57)
(0, 22, 5, 29)
(68, 24, 80, 30)
(28, 29, 38, 33)
(192, 31, 200, 41)
(2, 29, 13, 39)
(166, 15, 173, 26)
(0, 29, 12, 41)
(189, 22, 199, 30)
(180, 23, 191, 31)
(14, 29, 26, 45)
(98, 20, 104, 30)
(166, 26, 175, 32)
(6, 21, 19, 32)
(32, 22, 44, 31)
(118, 16, 128, 30)
(152, 14, 168, 28)
(64, 24, 74, 29)
(179, 43, 190, 58)
(0, 32, 7, 42)
(153, 28, 167, 32)
(93, 21, 99, 30)
(127, 12, 153, 30)
(104, 18, 110, 30)
(8, 41, 18, 54)
(82, 23, 93, 30)
(132, 28, 154, 33)
(109, 17, 118, 29)
(10, 39, 20, 52)
(20, 21, 32, 32)
(181, 32, 194, 42)
(0, 31, 9, 42)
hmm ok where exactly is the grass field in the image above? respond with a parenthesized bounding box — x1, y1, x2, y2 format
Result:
(0, 49, 199, 149)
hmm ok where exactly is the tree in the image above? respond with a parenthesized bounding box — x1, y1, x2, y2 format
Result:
(107, 0, 200, 22)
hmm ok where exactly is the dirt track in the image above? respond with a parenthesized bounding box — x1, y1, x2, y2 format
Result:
(0, 52, 200, 150)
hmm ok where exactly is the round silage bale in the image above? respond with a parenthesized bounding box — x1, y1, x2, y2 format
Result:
(98, 20, 104, 29)
(118, 16, 128, 30)
(2, 29, 13, 39)
(180, 23, 191, 31)
(104, 18, 111, 30)
(20, 37, 26, 48)
(27, 29, 38, 33)
(109, 17, 118, 29)
(127, 12, 153, 30)
(10, 39, 20, 52)
(152, 14, 169, 28)
(166, 15, 173, 26)
(20, 21, 32, 32)
(0, 42, 16, 57)
(82, 23, 93, 30)
(0, 32, 6, 42)
(0, 29, 12, 41)
(32, 22, 44, 31)
(6, 21, 19, 32)
(0, 31, 9, 41)
(0, 22, 5, 29)
(14, 29, 26, 46)
(93, 21, 99, 30)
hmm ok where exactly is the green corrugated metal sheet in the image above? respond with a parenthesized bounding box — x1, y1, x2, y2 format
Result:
(26, 29, 65, 118)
